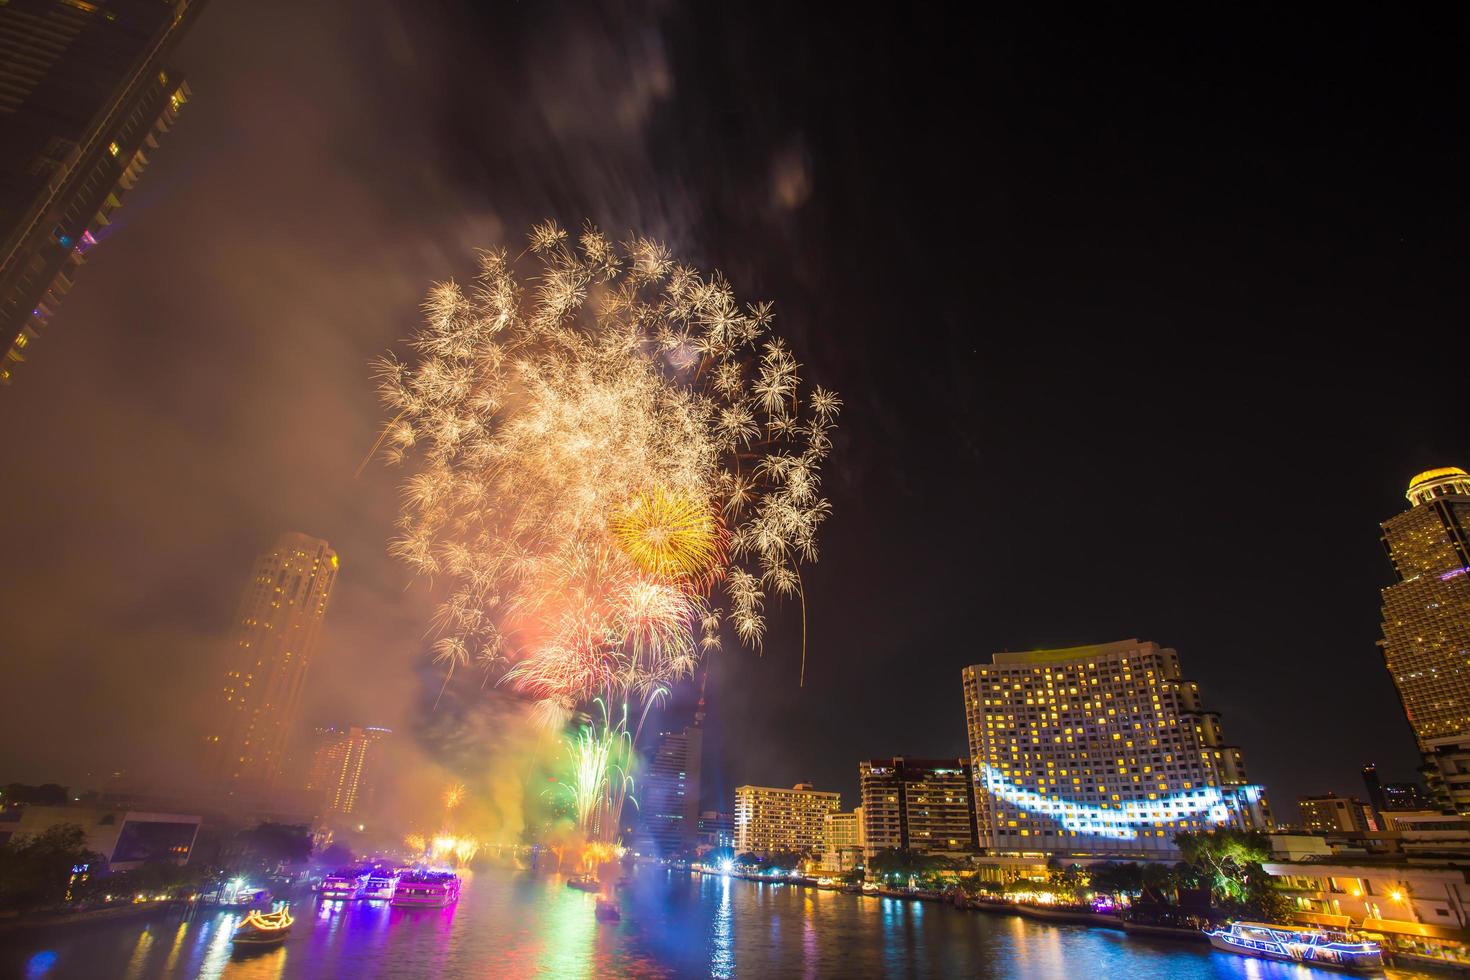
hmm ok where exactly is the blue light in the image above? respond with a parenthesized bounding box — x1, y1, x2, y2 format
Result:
(26, 951, 58, 978)
(57, 236, 73, 249)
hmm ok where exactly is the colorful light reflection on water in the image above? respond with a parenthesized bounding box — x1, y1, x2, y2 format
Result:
(0, 869, 1443, 979)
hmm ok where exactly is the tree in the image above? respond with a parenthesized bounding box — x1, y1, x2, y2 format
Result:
(2, 784, 69, 806)
(735, 852, 761, 869)
(1174, 828, 1286, 922)
(235, 823, 312, 873)
(1046, 864, 1089, 903)
(1087, 862, 1143, 898)
(0, 824, 100, 912)
(318, 841, 355, 867)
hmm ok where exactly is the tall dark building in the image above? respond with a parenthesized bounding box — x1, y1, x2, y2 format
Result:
(634, 707, 704, 858)
(0, 0, 203, 385)
(1378, 468, 1470, 813)
(858, 757, 978, 857)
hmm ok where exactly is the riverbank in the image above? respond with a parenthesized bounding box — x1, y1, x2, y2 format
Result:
(0, 900, 187, 935)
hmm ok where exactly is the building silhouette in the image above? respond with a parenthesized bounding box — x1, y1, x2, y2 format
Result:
(1378, 467, 1470, 812)
(963, 638, 1269, 857)
(634, 708, 704, 858)
(208, 532, 338, 802)
(306, 725, 390, 817)
(0, 0, 204, 385)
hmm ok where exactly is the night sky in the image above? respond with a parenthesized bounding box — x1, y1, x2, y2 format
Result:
(2, 2, 1466, 824)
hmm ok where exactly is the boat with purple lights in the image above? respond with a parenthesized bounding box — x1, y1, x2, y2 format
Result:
(319, 868, 372, 901)
(390, 870, 461, 908)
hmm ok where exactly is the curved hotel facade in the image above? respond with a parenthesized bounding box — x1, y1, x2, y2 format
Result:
(963, 638, 1269, 857)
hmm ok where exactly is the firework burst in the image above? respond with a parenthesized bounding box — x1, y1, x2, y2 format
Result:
(376, 222, 839, 841)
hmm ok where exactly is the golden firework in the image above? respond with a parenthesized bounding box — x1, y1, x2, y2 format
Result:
(610, 489, 725, 583)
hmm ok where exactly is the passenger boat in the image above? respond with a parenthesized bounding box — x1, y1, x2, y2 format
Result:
(319, 868, 372, 901)
(232, 908, 293, 947)
(566, 874, 600, 893)
(595, 897, 620, 922)
(360, 869, 401, 901)
(1205, 921, 1383, 971)
(391, 870, 461, 908)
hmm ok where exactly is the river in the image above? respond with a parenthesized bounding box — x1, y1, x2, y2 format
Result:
(0, 867, 1439, 978)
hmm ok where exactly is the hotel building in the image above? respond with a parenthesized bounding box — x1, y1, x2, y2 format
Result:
(821, 808, 863, 872)
(1378, 468, 1470, 813)
(306, 725, 390, 817)
(962, 638, 1269, 857)
(0, 0, 203, 385)
(208, 532, 339, 801)
(858, 757, 977, 857)
(733, 783, 840, 857)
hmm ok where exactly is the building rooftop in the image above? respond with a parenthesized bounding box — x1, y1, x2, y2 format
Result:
(987, 638, 1151, 666)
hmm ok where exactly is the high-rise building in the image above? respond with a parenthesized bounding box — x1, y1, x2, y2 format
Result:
(1378, 468, 1470, 813)
(733, 783, 840, 858)
(962, 639, 1269, 858)
(0, 0, 203, 385)
(208, 532, 338, 801)
(635, 716, 704, 858)
(858, 757, 978, 857)
(1298, 795, 1374, 834)
(306, 726, 390, 817)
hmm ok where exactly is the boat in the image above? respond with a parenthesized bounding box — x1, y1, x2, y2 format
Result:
(391, 870, 461, 908)
(360, 868, 401, 901)
(1205, 921, 1383, 971)
(566, 874, 600, 893)
(232, 908, 293, 947)
(319, 868, 372, 901)
(595, 898, 620, 921)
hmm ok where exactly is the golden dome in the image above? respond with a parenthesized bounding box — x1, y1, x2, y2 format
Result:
(1409, 467, 1469, 491)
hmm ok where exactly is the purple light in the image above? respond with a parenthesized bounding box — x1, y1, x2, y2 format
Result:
(1441, 568, 1468, 581)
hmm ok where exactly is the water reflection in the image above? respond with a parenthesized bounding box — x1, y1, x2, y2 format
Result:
(0, 869, 1439, 979)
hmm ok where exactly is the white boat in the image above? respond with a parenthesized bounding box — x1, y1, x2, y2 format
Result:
(319, 868, 371, 901)
(391, 870, 461, 908)
(1205, 921, 1383, 971)
(360, 869, 401, 901)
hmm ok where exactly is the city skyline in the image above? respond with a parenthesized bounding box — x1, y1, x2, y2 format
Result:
(0, 0, 1463, 827)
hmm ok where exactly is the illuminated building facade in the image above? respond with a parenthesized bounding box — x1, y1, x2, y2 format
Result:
(208, 532, 338, 801)
(1299, 794, 1374, 834)
(821, 809, 863, 872)
(306, 725, 390, 817)
(1378, 468, 1470, 813)
(858, 757, 978, 857)
(962, 639, 1269, 857)
(733, 783, 840, 857)
(634, 717, 704, 858)
(0, 0, 202, 385)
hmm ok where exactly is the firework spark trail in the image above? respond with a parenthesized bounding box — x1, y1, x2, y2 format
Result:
(377, 222, 839, 841)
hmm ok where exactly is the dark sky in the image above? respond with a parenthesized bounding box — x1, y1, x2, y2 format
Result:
(2, 1, 1467, 825)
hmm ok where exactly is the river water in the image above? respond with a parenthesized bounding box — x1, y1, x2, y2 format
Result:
(0, 867, 1437, 979)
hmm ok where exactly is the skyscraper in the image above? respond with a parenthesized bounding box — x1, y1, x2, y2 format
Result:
(1378, 467, 1470, 812)
(0, 0, 203, 385)
(208, 532, 338, 802)
(634, 714, 704, 858)
(962, 639, 1269, 858)
(306, 726, 390, 818)
(858, 757, 978, 857)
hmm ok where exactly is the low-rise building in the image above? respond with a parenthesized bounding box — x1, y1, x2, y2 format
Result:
(1299, 794, 1375, 834)
(0, 805, 201, 873)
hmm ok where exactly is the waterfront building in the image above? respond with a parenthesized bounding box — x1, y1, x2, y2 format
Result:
(208, 533, 339, 802)
(733, 783, 840, 857)
(634, 717, 704, 858)
(1299, 795, 1374, 834)
(0, 805, 200, 872)
(1266, 858, 1470, 965)
(305, 726, 390, 817)
(696, 810, 733, 851)
(962, 638, 1269, 858)
(0, 0, 204, 385)
(821, 809, 863, 872)
(1378, 468, 1470, 813)
(858, 757, 977, 857)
